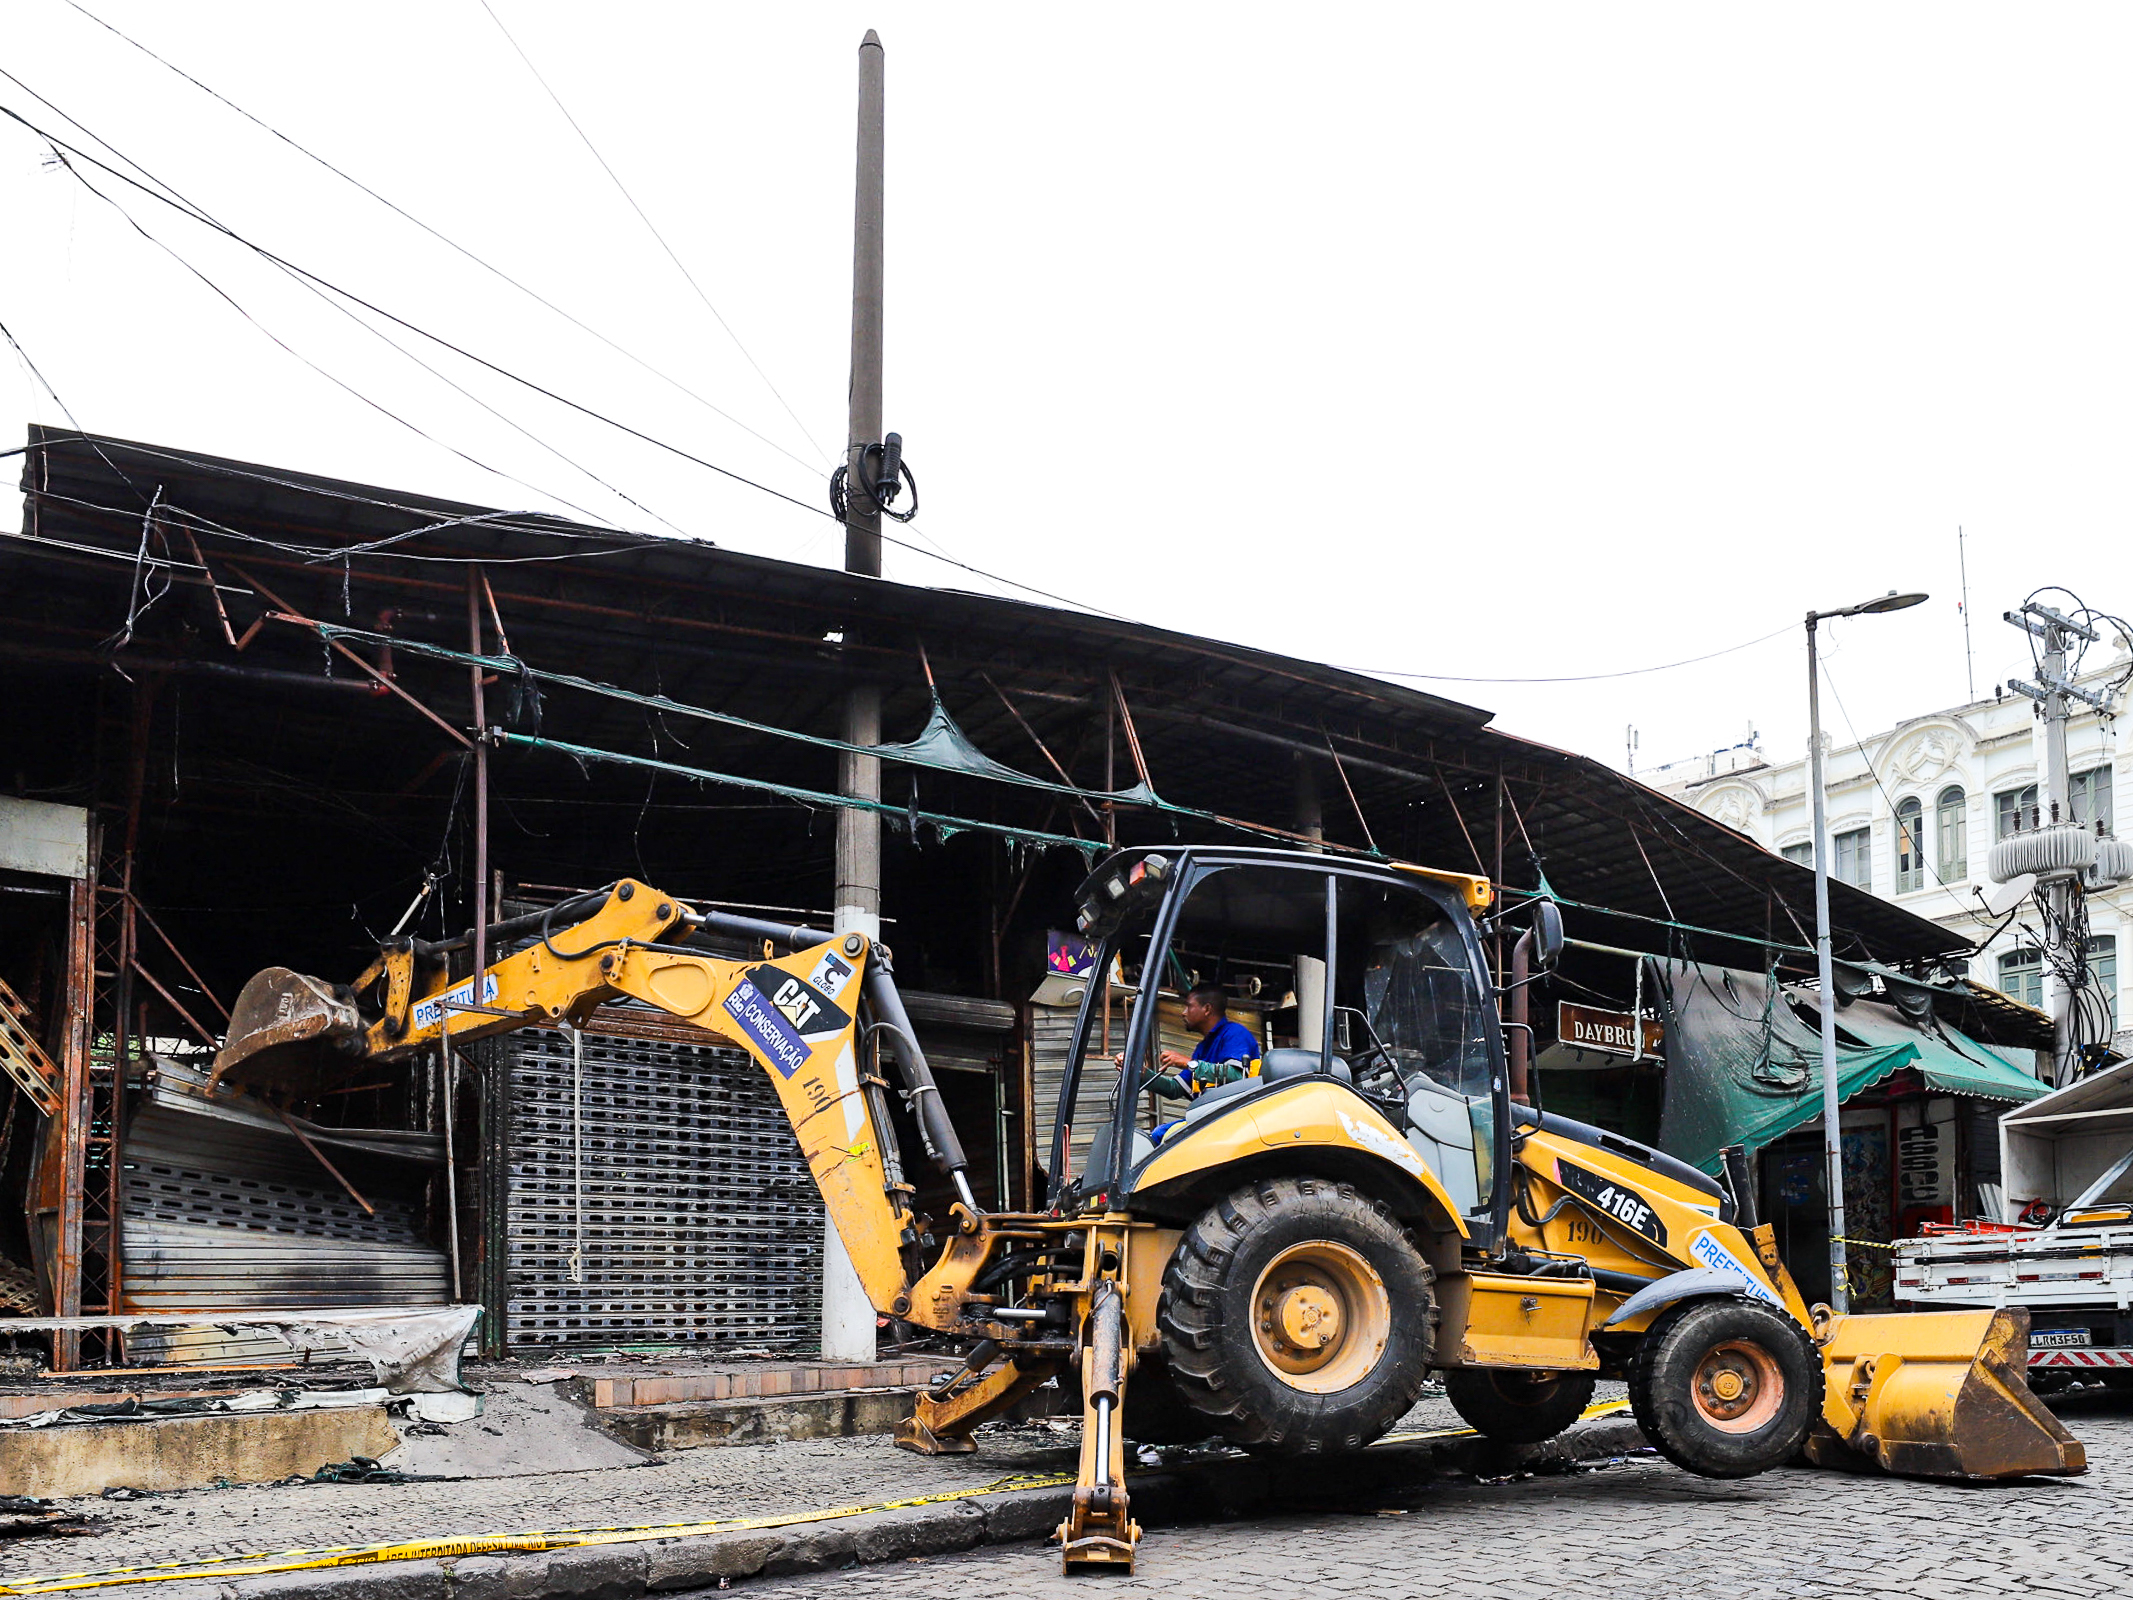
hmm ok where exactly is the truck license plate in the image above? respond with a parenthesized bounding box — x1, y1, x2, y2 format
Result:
(2030, 1329, 2093, 1348)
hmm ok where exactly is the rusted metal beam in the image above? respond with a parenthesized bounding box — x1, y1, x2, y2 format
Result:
(466, 566, 504, 1356)
(226, 564, 471, 749)
(982, 673, 1104, 832)
(273, 1109, 376, 1216)
(1107, 671, 1153, 793)
(119, 893, 230, 1024)
(50, 870, 95, 1371)
(127, 958, 216, 1050)
(1319, 724, 1378, 855)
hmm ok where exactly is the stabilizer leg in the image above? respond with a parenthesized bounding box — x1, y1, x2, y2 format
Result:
(1058, 1281, 1140, 1572)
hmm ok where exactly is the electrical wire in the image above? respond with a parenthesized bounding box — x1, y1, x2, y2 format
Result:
(56, 0, 832, 488)
(0, 78, 755, 522)
(48, 143, 643, 536)
(13, 486, 641, 569)
(0, 311, 157, 507)
(470, 0, 833, 470)
(2, 92, 1123, 618)
(25, 442, 623, 548)
(1822, 635, 2119, 1065)
(2015, 586, 2133, 716)
(1350, 623, 1796, 686)
(1814, 647, 1999, 926)
(11, 76, 689, 539)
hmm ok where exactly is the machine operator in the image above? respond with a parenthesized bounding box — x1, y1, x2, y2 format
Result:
(1126, 983, 1262, 1142)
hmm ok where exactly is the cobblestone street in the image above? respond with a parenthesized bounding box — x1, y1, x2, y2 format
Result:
(719, 1392, 2133, 1600)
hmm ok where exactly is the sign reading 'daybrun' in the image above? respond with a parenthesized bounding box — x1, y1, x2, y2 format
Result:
(1556, 1001, 1664, 1059)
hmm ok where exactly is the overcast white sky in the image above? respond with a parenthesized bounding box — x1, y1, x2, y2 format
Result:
(5, 4, 2129, 776)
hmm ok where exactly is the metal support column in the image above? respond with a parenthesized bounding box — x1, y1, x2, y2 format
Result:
(466, 566, 507, 1353)
(49, 868, 96, 1370)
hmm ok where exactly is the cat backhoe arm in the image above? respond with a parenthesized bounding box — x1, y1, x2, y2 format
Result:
(214, 880, 981, 1325)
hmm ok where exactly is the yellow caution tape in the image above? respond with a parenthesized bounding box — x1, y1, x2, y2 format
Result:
(1, 1399, 1638, 1593)
(0, 1473, 1074, 1595)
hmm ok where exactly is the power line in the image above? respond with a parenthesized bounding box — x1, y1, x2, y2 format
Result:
(12, 69, 695, 537)
(1, 311, 158, 507)
(69, 0, 970, 579)
(2, 87, 1121, 618)
(14, 485, 645, 567)
(470, 0, 834, 471)
(1350, 622, 1796, 686)
(1816, 648, 1988, 924)
(57, 0, 832, 490)
(48, 143, 660, 537)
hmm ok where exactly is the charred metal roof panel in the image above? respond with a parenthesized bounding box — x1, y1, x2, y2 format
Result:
(7, 427, 1970, 978)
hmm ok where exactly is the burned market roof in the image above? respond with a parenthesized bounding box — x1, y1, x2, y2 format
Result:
(6, 427, 1975, 1013)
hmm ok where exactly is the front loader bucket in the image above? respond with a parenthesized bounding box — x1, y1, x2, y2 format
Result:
(211, 967, 364, 1091)
(1805, 1306, 2085, 1480)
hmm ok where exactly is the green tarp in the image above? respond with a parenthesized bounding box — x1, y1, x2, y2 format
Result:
(1650, 961, 2048, 1174)
(1826, 1000, 2049, 1107)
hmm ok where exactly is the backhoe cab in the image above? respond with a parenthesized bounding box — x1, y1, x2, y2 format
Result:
(216, 846, 2083, 1577)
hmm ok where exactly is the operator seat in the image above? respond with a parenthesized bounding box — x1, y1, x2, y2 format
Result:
(1404, 1074, 1480, 1214)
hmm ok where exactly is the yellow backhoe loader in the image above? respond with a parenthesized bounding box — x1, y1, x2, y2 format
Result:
(214, 847, 2082, 1573)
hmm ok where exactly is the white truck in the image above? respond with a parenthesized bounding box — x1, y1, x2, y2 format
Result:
(1893, 1057, 2133, 1388)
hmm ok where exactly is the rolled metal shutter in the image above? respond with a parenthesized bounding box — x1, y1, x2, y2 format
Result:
(504, 1011, 825, 1352)
(120, 1082, 448, 1361)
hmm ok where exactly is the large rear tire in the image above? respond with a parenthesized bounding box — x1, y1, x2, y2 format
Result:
(1158, 1175, 1438, 1456)
(1444, 1367, 1597, 1444)
(1628, 1298, 1820, 1478)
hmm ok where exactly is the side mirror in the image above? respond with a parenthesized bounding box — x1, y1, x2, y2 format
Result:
(1531, 900, 1564, 974)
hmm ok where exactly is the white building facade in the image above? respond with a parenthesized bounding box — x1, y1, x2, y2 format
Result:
(1649, 655, 2130, 1064)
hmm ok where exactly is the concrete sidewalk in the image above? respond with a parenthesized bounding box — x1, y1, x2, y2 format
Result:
(0, 1386, 1645, 1596)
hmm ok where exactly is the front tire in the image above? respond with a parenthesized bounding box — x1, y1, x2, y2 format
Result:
(1158, 1175, 1438, 1456)
(1444, 1367, 1597, 1444)
(1628, 1298, 1820, 1478)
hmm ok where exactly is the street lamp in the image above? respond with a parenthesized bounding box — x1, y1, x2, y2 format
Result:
(1806, 590, 1928, 1314)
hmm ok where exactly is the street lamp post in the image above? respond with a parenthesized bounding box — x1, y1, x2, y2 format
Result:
(1805, 590, 1928, 1314)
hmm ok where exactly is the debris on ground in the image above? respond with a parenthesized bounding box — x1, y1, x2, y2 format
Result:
(0, 1497, 102, 1541)
(294, 1456, 455, 1486)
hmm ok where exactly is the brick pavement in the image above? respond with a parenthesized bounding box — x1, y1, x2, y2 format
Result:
(718, 1391, 2133, 1600)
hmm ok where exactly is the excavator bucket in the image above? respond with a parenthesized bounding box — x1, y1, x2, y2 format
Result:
(211, 967, 365, 1091)
(1806, 1306, 2085, 1480)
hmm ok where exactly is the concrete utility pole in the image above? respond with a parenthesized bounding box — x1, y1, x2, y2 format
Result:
(2038, 619, 2077, 1088)
(2004, 602, 2107, 1087)
(825, 28, 886, 1365)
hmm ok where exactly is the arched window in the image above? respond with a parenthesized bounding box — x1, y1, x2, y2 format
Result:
(1998, 947, 2043, 1010)
(2089, 935, 2119, 1038)
(1895, 796, 1926, 893)
(1936, 786, 1967, 882)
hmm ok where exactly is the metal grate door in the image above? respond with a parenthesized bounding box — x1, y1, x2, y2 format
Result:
(505, 1015, 824, 1351)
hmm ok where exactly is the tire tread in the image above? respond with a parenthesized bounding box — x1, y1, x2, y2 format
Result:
(1627, 1297, 1823, 1479)
(1157, 1175, 1438, 1454)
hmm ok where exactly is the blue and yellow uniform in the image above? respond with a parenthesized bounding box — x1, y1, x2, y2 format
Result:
(1187, 1017, 1263, 1088)
(1141, 1017, 1261, 1142)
